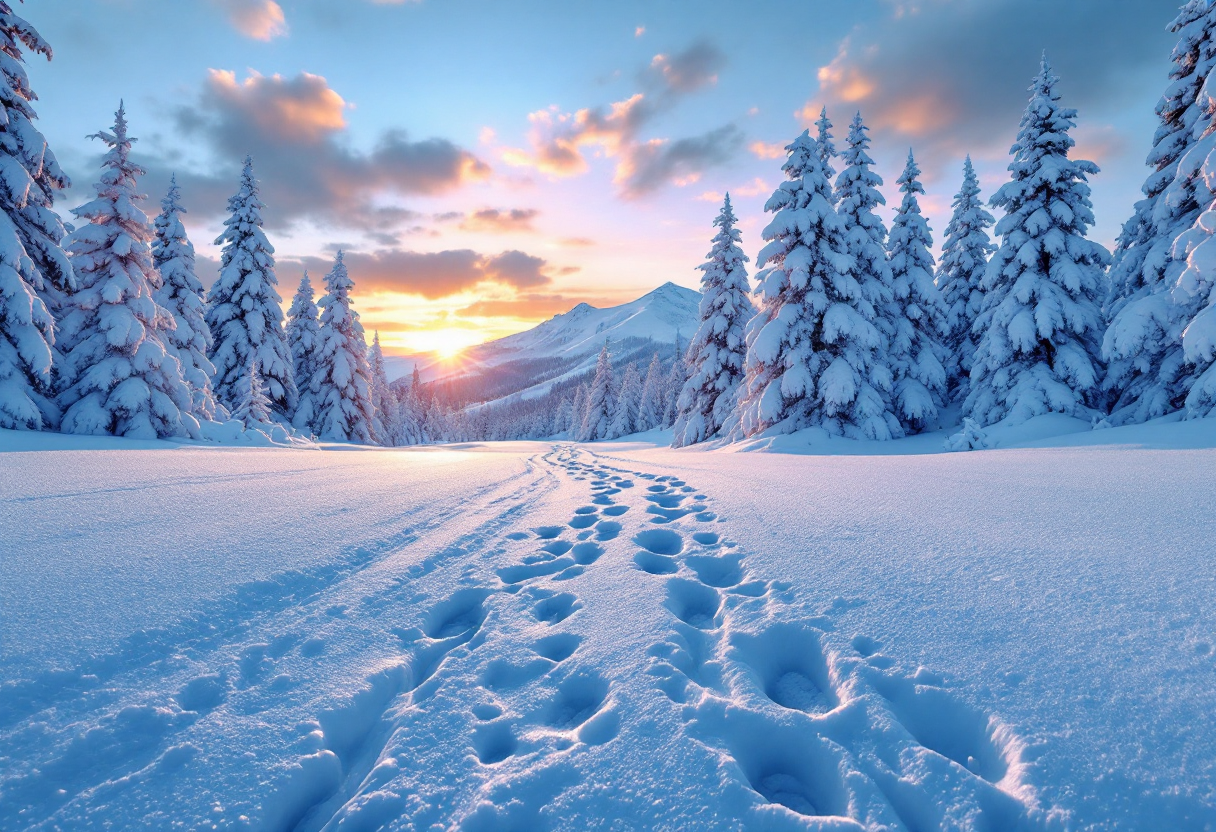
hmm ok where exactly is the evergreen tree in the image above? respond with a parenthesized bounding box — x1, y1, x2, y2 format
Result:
(0, 5, 73, 429)
(286, 272, 321, 434)
(965, 57, 1110, 426)
(936, 156, 996, 400)
(569, 381, 588, 437)
(206, 156, 296, 418)
(313, 251, 376, 443)
(886, 150, 948, 432)
(815, 106, 838, 203)
(368, 330, 398, 444)
(1104, 2, 1216, 422)
(673, 194, 752, 447)
(554, 395, 573, 438)
(663, 332, 687, 428)
(737, 130, 896, 439)
(609, 361, 642, 438)
(579, 342, 614, 441)
(638, 352, 665, 431)
(232, 360, 272, 427)
(152, 175, 221, 421)
(57, 105, 198, 439)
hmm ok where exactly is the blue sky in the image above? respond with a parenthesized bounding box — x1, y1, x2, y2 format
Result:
(28, 0, 1182, 355)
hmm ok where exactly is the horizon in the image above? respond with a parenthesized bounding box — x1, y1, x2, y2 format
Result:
(33, 0, 1179, 357)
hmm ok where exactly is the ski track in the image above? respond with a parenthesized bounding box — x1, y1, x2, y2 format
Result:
(0, 446, 1059, 830)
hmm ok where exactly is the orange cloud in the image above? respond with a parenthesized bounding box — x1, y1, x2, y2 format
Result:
(749, 140, 785, 160)
(212, 0, 286, 41)
(458, 208, 540, 234)
(206, 70, 346, 143)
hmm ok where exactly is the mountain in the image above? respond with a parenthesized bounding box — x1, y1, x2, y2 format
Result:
(394, 282, 701, 408)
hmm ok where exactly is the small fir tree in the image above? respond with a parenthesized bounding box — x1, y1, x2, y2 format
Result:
(673, 194, 752, 447)
(286, 272, 321, 434)
(313, 251, 376, 443)
(579, 342, 614, 441)
(609, 361, 642, 438)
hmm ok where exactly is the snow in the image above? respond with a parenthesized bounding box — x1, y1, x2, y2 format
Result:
(3, 418, 1215, 830)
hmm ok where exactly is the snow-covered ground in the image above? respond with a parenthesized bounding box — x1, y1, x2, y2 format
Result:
(1, 420, 1214, 830)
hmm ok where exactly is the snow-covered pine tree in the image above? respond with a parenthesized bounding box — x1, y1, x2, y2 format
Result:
(1104, 1, 1216, 423)
(313, 251, 376, 443)
(554, 396, 573, 438)
(368, 329, 398, 444)
(886, 150, 948, 432)
(580, 342, 614, 441)
(673, 193, 752, 447)
(638, 352, 665, 431)
(1169, 189, 1216, 416)
(736, 129, 896, 439)
(663, 333, 687, 428)
(206, 156, 296, 418)
(965, 57, 1110, 426)
(285, 271, 321, 434)
(815, 107, 838, 204)
(609, 361, 642, 438)
(936, 155, 996, 400)
(56, 105, 198, 439)
(569, 381, 588, 437)
(232, 360, 272, 427)
(0, 5, 73, 429)
(152, 174, 221, 422)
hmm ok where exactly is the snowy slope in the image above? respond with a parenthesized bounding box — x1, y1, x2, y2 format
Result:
(416, 282, 702, 406)
(2, 427, 1215, 830)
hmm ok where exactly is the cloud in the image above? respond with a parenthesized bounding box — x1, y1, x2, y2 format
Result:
(152, 70, 489, 241)
(458, 293, 583, 319)
(635, 26, 646, 38)
(500, 40, 740, 199)
(647, 41, 726, 94)
(617, 125, 744, 198)
(803, 0, 1179, 165)
(558, 237, 596, 247)
(696, 177, 771, 203)
(749, 140, 786, 160)
(279, 248, 556, 299)
(212, 0, 287, 41)
(458, 208, 540, 233)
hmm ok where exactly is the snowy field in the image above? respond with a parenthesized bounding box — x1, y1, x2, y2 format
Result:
(2, 421, 1215, 831)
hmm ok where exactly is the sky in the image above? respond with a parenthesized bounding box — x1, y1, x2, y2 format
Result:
(27, 0, 1184, 358)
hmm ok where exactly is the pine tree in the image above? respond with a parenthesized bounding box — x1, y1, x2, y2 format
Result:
(815, 107, 838, 203)
(314, 251, 376, 443)
(57, 105, 198, 439)
(638, 352, 665, 431)
(569, 382, 588, 437)
(965, 57, 1110, 426)
(152, 175, 221, 422)
(673, 194, 752, 447)
(609, 361, 642, 438)
(554, 396, 573, 438)
(579, 342, 614, 441)
(886, 150, 948, 432)
(936, 156, 996, 400)
(0, 5, 73, 429)
(232, 360, 272, 427)
(368, 330, 398, 444)
(206, 156, 296, 418)
(663, 332, 687, 428)
(286, 272, 321, 434)
(1104, 2, 1216, 423)
(737, 130, 896, 439)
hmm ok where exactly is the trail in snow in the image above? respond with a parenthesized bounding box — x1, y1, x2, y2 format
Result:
(1, 443, 1063, 830)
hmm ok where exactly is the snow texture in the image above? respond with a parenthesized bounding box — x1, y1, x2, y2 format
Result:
(737, 129, 898, 440)
(673, 194, 752, 447)
(3, 423, 1215, 830)
(0, 4, 72, 430)
(205, 156, 296, 419)
(965, 57, 1110, 427)
(152, 175, 221, 422)
(886, 150, 948, 433)
(56, 105, 199, 440)
(313, 251, 375, 444)
(936, 156, 996, 401)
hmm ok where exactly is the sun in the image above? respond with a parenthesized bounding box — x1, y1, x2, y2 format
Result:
(408, 328, 484, 359)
